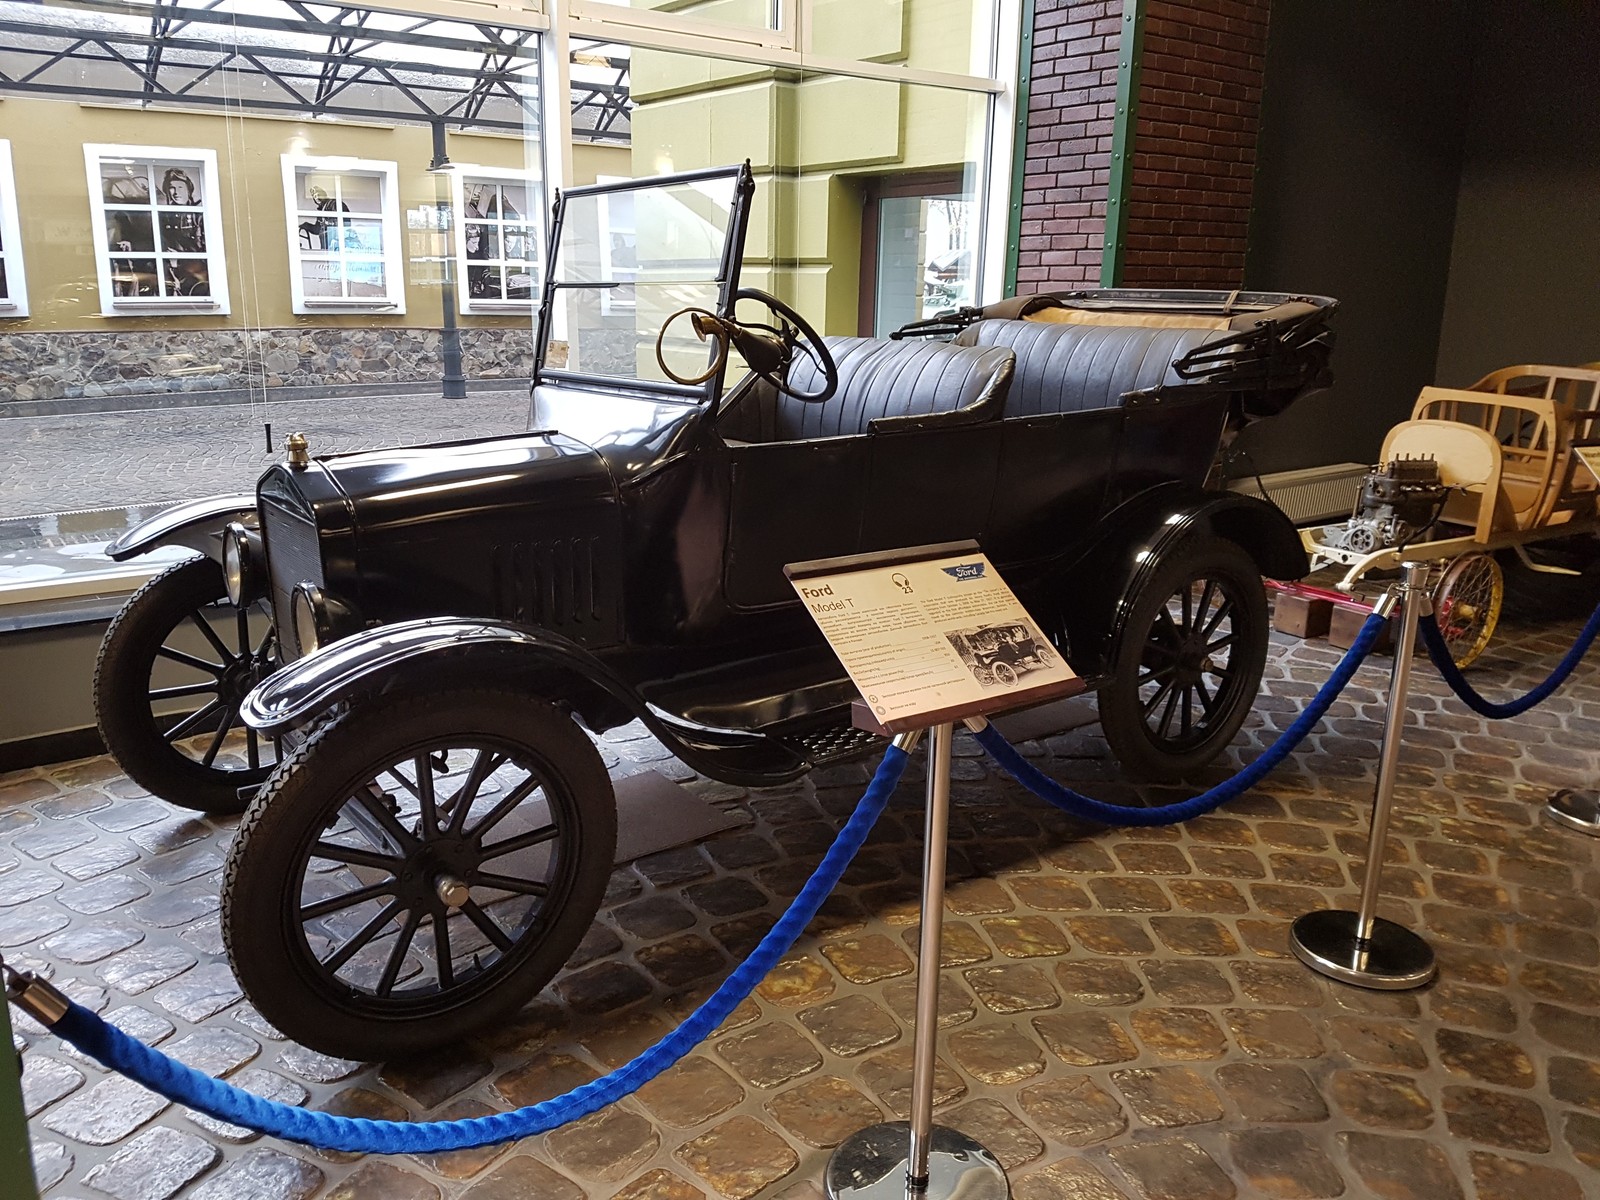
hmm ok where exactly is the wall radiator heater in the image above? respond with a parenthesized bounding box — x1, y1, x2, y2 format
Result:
(1224, 462, 1368, 526)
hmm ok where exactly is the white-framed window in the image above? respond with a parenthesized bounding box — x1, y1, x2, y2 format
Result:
(453, 169, 544, 312)
(0, 140, 27, 317)
(282, 156, 405, 314)
(84, 144, 229, 315)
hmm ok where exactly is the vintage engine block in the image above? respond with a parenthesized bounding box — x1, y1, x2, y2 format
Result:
(1329, 456, 1447, 554)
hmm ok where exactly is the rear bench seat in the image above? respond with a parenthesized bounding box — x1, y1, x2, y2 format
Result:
(952, 318, 1231, 417)
(719, 335, 1014, 443)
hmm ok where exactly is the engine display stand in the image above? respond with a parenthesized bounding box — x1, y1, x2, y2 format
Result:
(1546, 789, 1600, 837)
(823, 723, 1008, 1200)
(1290, 563, 1437, 990)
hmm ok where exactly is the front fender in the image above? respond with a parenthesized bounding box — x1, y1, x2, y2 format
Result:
(240, 617, 811, 787)
(106, 493, 256, 563)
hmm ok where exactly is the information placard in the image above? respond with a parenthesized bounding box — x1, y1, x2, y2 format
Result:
(786, 541, 1082, 733)
(1575, 445, 1600, 485)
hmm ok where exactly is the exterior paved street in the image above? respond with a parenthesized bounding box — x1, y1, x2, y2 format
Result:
(5, 611, 1600, 1199)
(0, 390, 530, 521)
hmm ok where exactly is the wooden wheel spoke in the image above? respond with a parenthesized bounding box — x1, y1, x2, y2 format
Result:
(301, 879, 396, 921)
(320, 898, 405, 975)
(471, 870, 549, 898)
(446, 750, 504, 834)
(415, 757, 439, 836)
(1179, 685, 1195, 736)
(1141, 677, 1177, 717)
(158, 646, 227, 676)
(189, 611, 237, 663)
(470, 775, 542, 843)
(459, 899, 514, 952)
(200, 707, 236, 767)
(1156, 688, 1181, 739)
(433, 913, 455, 987)
(1194, 675, 1218, 716)
(480, 823, 559, 860)
(376, 909, 423, 998)
(311, 840, 406, 872)
(165, 697, 224, 741)
(1200, 594, 1233, 639)
(351, 787, 420, 852)
(149, 680, 219, 702)
(247, 727, 261, 771)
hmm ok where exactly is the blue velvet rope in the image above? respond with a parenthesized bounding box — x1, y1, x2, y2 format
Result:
(45, 745, 910, 1153)
(974, 610, 1388, 826)
(1418, 602, 1600, 719)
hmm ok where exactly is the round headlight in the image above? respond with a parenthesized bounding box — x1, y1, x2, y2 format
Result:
(291, 583, 324, 656)
(221, 523, 251, 606)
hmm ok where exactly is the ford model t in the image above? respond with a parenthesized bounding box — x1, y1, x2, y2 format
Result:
(94, 164, 1335, 1057)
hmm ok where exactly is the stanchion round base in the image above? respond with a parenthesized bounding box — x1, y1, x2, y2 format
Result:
(1290, 909, 1436, 990)
(824, 1121, 1009, 1199)
(1547, 790, 1600, 837)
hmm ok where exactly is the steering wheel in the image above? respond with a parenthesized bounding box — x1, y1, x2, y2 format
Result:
(654, 288, 839, 403)
(733, 287, 838, 403)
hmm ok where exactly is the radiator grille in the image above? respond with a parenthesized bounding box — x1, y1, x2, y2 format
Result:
(261, 497, 323, 661)
(491, 537, 603, 631)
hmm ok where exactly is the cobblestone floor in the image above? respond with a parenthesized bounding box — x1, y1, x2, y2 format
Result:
(5, 612, 1600, 1200)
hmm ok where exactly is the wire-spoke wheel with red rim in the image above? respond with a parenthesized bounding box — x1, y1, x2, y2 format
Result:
(1099, 536, 1270, 782)
(1433, 552, 1503, 668)
(94, 556, 279, 814)
(220, 687, 615, 1060)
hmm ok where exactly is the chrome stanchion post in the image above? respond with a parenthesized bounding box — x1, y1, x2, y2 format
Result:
(1290, 563, 1437, 990)
(825, 723, 1008, 1200)
(1546, 789, 1600, 837)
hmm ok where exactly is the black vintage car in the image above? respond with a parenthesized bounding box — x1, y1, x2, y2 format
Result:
(94, 164, 1334, 1057)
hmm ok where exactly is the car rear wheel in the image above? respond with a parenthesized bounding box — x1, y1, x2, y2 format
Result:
(94, 556, 278, 814)
(220, 688, 616, 1060)
(1100, 536, 1269, 782)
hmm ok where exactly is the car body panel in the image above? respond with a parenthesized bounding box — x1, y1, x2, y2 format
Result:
(105, 492, 256, 563)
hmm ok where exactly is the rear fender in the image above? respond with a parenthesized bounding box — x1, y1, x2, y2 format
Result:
(105, 494, 256, 564)
(1051, 485, 1306, 673)
(239, 618, 810, 787)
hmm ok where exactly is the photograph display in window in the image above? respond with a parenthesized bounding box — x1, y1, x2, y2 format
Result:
(0, 142, 15, 308)
(99, 156, 212, 298)
(294, 169, 388, 298)
(462, 178, 539, 303)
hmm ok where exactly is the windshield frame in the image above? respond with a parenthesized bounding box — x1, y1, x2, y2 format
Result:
(532, 162, 755, 405)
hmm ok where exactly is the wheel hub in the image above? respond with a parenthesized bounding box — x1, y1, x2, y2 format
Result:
(218, 655, 262, 705)
(434, 875, 471, 909)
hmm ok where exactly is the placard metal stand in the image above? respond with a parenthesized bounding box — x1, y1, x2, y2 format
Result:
(1290, 563, 1436, 990)
(2, 960, 43, 1200)
(1546, 789, 1600, 837)
(823, 721, 1008, 1200)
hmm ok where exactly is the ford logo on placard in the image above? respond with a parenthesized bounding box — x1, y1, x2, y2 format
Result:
(940, 562, 986, 581)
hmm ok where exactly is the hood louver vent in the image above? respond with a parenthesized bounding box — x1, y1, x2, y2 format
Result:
(491, 538, 605, 631)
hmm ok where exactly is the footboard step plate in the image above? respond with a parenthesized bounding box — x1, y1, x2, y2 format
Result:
(991, 694, 1099, 744)
(613, 770, 743, 864)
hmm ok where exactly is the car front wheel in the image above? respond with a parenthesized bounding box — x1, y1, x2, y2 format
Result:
(220, 688, 617, 1060)
(1099, 536, 1269, 782)
(94, 556, 278, 813)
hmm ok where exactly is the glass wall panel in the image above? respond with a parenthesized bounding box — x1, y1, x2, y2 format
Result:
(810, 0, 995, 77)
(580, 0, 780, 38)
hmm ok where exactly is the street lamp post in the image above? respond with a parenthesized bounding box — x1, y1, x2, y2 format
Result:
(430, 120, 469, 400)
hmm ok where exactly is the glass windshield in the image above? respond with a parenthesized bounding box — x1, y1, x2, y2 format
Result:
(545, 168, 742, 388)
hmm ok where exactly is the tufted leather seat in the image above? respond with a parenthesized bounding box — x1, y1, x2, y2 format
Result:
(953, 319, 1230, 418)
(719, 335, 1014, 443)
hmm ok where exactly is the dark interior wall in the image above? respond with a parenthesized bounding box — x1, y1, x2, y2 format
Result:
(1434, 4, 1600, 384)
(1236, 2, 1479, 475)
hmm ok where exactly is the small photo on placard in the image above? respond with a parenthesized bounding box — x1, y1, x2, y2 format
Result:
(1574, 445, 1600, 485)
(788, 547, 1079, 732)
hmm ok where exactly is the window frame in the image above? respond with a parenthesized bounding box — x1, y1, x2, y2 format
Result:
(281, 155, 406, 315)
(84, 142, 230, 316)
(451, 167, 546, 314)
(0, 140, 28, 318)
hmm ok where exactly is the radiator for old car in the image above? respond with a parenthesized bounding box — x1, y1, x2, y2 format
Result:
(1225, 463, 1367, 526)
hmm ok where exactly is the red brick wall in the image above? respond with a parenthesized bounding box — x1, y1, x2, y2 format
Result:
(1119, 0, 1271, 287)
(1016, 0, 1271, 292)
(1016, 0, 1123, 289)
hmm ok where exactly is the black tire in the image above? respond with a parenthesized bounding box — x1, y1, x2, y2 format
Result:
(221, 688, 616, 1060)
(94, 557, 278, 814)
(1099, 536, 1269, 782)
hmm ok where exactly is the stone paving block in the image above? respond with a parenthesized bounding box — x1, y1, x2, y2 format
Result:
(1018, 1075, 1127, 1146)
(764, 1074, 881, 1148)
(184, 1146, 324, 1200)
(1222, 1007, 1323, 1058)
(1340, 1131, 1467, 1199)
(183, 1066, 309, 1143)
(81, 1125, 220, 1200)
(1130, 1007, 1229, 1060)
(636, 1056, 745, 1128)
(29, 1139, 73, 1191)
(798, 994, 899, 1057)
(1014, 1157, 1132, 1200)
(325, 1160, 441, 1200)
(1441, 1085, 1551, 1152)
(21, 1054, 83, 1117)
(1226, 1128, 1343, 1198)
(820, 933, 913, 983)
(716, 1021, 822, 1089)
(963, 963, 1060, 1013)
(883, 975, 976, 1028)
(1107, 1138, 1235, 1200)
(40, 1075, 170, 1145)
(948, 1023, 1045, 1084)
(675, 1114, 799, 1200)
(901, 919, 993, 968)
(544, 1105, 660, 1184)
(1141, 960, 1232, 1005)
(1562, 1110, 1600, 1168)
(1215, 1063, 1328, 1123)
(1111, 1066, 1225, 1128)
(856, 1045, 965, 1118)
(1032, 1011, 1138, 1067)
(378, 1048, 492, 1110)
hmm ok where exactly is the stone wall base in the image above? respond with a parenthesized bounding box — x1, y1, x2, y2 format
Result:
(0, 326, 537, 405)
